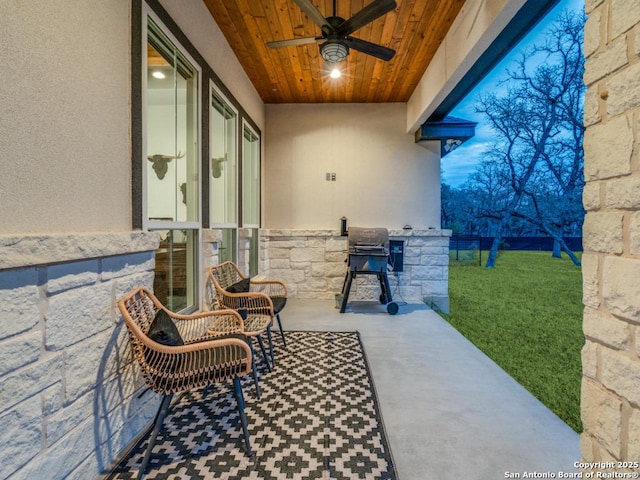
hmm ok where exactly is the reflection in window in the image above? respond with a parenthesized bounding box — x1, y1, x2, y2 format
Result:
(240, 228, 259, 277)
(152, 229, 198, 312)
(217, 228, 237, 265)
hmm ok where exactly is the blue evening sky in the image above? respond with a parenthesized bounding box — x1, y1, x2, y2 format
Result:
(441, 0, 584, 187)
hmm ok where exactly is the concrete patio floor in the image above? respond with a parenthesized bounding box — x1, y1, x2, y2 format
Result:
(284, 299, 580, 480)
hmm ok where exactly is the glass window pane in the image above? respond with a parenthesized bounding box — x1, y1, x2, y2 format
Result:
(146, 20, 199, 224)
(145, 17, 200, 313)
(242, 125, 260, 226)
(217, 228, 237, 264)
(210, 91, 237, 225)
(152, 229, 198, 312)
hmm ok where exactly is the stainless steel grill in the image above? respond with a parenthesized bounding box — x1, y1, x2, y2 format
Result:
(339, 227, 398, 315)
(347, 227, 389, 253)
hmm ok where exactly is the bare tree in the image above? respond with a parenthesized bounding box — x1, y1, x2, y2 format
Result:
(475, 10, 585, 267)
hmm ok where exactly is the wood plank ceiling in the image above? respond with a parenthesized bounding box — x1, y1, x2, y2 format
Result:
(203, 0, 466, 103)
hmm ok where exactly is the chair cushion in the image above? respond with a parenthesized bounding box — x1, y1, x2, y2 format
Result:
(201, 332, 248, 345)
(226, 278, 251, 294)
(271, 296, 287, 314)
(147, 309, 184, 346)
(253, 295, 287, 316)
(186, 333, 250, 373)
(146, 333, 250, 387)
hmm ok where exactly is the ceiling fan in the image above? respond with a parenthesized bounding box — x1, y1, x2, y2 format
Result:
(267, 0, 397, 63)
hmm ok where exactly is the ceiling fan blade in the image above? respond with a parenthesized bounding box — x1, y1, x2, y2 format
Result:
(293, 0, 332, 31)
(267, 36, 320, 49)
(337, 0, 397, 35)
(344, 36, 396, 61)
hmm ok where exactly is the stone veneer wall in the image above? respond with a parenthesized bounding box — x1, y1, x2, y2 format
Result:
(0, 232, 161, 479)
(259, 229, 451, 313)
(581, 0, 640, 468)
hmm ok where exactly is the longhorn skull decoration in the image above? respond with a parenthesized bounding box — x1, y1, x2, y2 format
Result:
(211, 154, 227, 179)
(179, 182, 187, 205)
(147, 151, 185, 180)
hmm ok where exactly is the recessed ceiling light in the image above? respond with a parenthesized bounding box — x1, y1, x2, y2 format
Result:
(152, 71, 165, 79)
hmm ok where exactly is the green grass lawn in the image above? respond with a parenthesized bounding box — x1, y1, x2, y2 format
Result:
(443, 250, 584, 432)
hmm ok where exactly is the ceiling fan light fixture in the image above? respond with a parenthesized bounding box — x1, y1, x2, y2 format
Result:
(329, 67, 342, 79)
(320, 42, 349, 63)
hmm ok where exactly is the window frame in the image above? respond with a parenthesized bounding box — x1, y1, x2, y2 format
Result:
(241, 120, 261, 276)
(209, 81, 240, 230)
(141, 5, 202, 313)
(209, 81, 240, 264)
(241, 119, 261, 229)
(142, 7, 202, 234)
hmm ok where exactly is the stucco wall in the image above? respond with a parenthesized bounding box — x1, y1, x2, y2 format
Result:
(264, 103, 441, 231)
(0, 0, 132, 234)
(581, 0, 640, 470)
(0, 0, 265, 238)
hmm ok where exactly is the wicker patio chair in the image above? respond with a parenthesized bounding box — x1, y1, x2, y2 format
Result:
(118, 287, 253, 480)
(208, 261, 287, 346)
(206, 264, 276, 398)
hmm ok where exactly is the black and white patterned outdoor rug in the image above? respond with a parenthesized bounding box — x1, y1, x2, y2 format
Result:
(108, 331, 397, 479)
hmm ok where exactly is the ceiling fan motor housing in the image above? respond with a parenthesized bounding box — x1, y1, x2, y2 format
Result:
(320, 16, 349, 63)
